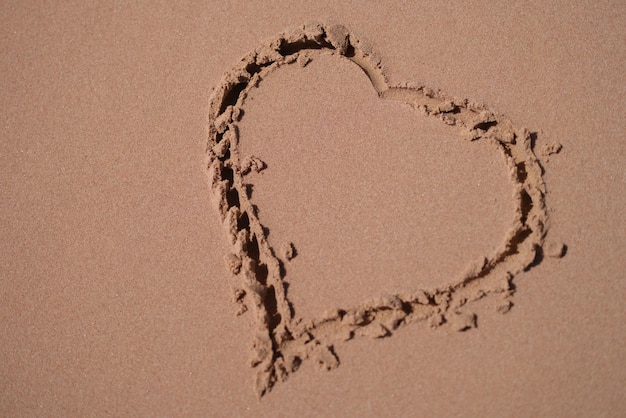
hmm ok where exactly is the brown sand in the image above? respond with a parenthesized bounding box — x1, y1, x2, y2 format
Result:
(1, 2, 625, 416)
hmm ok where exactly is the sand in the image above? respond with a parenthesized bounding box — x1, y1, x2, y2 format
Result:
(1, 2, 624, 416)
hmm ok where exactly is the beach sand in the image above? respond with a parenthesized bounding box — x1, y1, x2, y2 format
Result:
(1, 2, 624, 416)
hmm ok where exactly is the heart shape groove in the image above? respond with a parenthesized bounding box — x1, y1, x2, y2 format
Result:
(206, 22, 554, 397)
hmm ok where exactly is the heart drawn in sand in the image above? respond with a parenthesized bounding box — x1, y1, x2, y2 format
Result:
(205, 22, 560, 397)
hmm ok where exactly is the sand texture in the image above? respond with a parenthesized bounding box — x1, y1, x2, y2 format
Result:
(207, 22, 559, 397)
(1, 2, 625, 416)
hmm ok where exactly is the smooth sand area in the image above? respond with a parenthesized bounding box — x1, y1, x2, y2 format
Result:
(1, 2, 624, 416)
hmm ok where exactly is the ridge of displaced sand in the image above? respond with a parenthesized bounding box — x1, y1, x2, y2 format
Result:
(205, 22, 563, 397)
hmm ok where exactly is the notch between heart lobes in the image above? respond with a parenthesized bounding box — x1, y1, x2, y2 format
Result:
(206, 22, 553, 397)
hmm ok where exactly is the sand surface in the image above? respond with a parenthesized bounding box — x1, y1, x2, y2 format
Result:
(1, 2, 625, 416)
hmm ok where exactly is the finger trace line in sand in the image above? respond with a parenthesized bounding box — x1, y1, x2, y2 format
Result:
(205, 22, 562, 397)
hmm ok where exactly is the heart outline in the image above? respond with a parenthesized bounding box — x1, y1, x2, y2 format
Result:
(206, 22, 551, 397)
